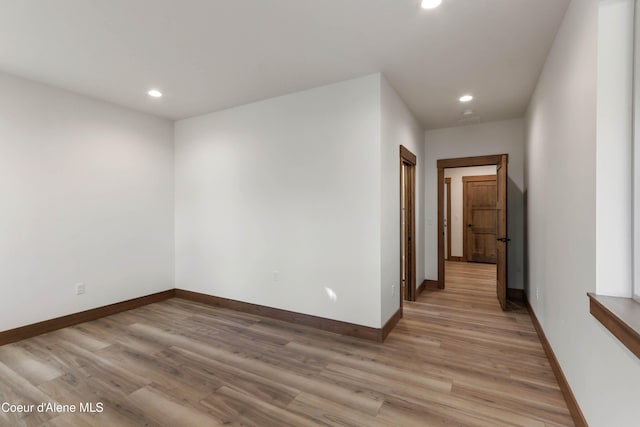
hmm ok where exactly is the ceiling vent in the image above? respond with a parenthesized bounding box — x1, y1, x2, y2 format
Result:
(457, 115, 482, 125)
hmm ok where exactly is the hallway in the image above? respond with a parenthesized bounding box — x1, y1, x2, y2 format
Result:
(394, 261, 574, 426)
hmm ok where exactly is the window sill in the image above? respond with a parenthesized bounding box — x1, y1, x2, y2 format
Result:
(588, 292, 640, 360)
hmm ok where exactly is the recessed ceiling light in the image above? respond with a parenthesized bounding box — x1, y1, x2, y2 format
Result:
(147, 89, 163, 98)
(421, 0, 442, 9)
(459, 95, 473, 103)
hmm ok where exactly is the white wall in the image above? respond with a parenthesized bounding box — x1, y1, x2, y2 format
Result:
(525, 0, 640, 425)
(175, 75, 383, 328)
(424, 119, 525, 289)
(596, 0, 634, 297)
(444, 166, 497, 258)
(380, 76, 425, 324)
(0, 71, 175, 331)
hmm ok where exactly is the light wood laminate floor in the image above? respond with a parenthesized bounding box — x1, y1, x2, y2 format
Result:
(0, 261, 573, 426)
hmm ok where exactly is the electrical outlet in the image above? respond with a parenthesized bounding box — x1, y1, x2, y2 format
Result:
(536, 287, 539, 300)
(392, 285, 396, 296)
(273, 271, 279, 282)
(75, 283, 85, 295)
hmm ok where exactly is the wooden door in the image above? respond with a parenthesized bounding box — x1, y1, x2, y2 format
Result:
(496, 155, 508, 310)
(463, 176, 497, 264)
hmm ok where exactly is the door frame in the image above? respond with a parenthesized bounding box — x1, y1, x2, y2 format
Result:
(462, 174, 497, 262)
(437, 154, 508, 294)
(400, 146, 417, 305)
(445, 177, 452, 261)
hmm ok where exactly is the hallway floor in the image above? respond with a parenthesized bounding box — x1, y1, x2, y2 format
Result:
(401, 261, 573, 426)
(0, 261, 573, 426)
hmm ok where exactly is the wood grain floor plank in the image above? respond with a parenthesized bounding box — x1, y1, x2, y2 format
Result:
(286, 391, 391, 427)
(0, 261, 573, 426)
(39, 413, 98, 427)
(128, 386, 223, 427)
(165, 346, 301, 406)
(286, 341, 453, 393)
(0, 361, 58, 427)
(36, 375, 155, 427)
(201, 385, 318, 427)
(53, 328, 111, 353)
(377, 395, 545, 427)
(0, 346, 62, 386)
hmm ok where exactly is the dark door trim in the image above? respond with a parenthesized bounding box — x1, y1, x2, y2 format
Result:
(400, 146, 417, 304)
(445, 177, 451, 261)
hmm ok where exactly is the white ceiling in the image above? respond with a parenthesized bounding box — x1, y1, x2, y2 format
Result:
(0, 0, 570, 129)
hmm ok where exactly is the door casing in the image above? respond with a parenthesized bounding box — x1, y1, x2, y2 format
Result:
(400, 146, 417, 305)
(436, 154, 509, 309)
(445, 177, 452, 261)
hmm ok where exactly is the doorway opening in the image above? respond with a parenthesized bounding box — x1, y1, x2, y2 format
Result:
(437, 154, 509, 309)
(400, 146, 417, 305)
(445, 168, 498, 263)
